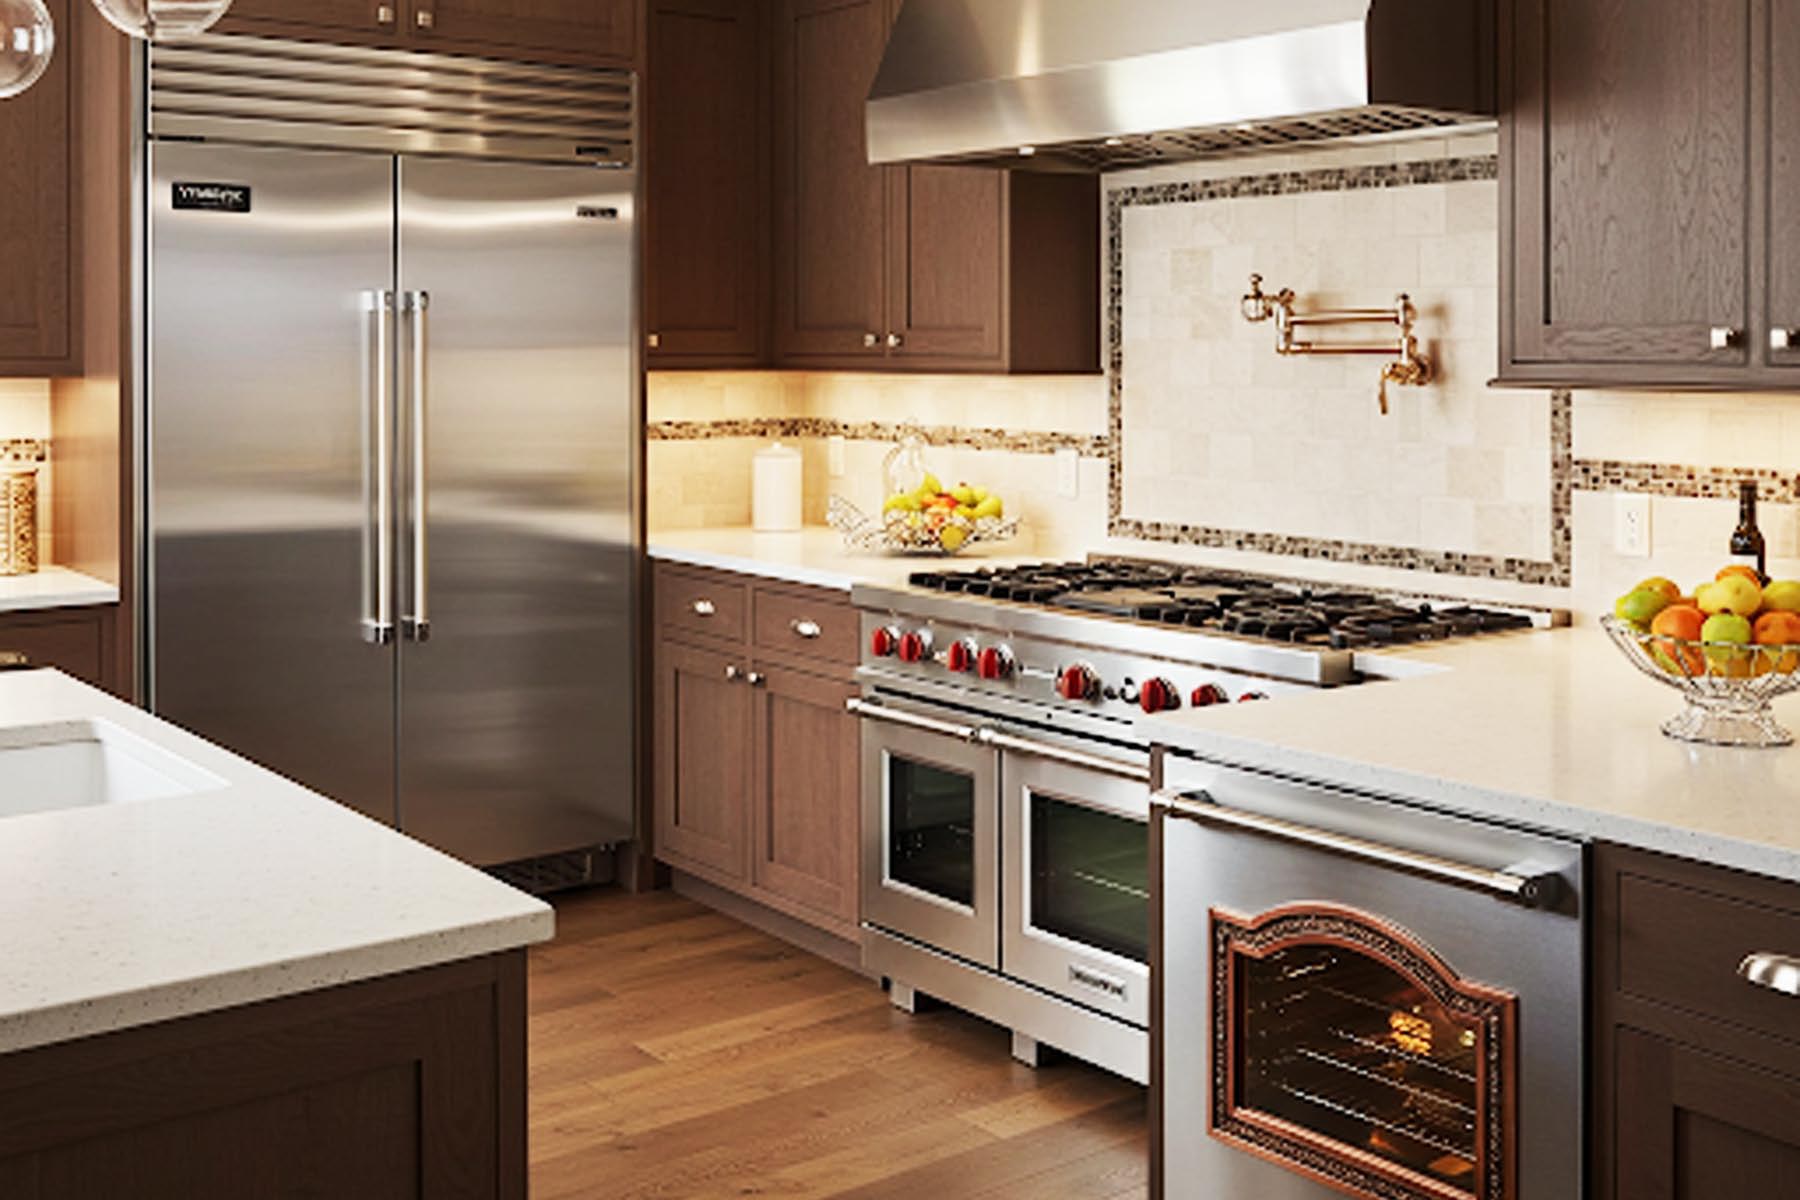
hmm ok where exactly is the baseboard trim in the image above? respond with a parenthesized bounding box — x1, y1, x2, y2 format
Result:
(672, 871, 870, 977)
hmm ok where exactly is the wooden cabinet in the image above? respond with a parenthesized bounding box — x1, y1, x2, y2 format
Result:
(644, 0, 768, 366)
(217, 0, 636, 67)
(1500, 0, 1800, 388)
(0, 606, 117, 691)
(767, 0, 1099, 373)
(1592, 843, 1800, 1198)
(652, 562, 860, 938)
(0, 0, 75, 375)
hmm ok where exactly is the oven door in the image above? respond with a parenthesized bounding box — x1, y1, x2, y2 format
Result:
(854, 697, 1001, 969)
(1153, 761, 1583, 1200)
(1001, 735, 1152, 1027)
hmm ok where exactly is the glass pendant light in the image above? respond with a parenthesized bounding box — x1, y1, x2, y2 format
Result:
(89, 0, 232, 41)
(0, 0, 54, 100)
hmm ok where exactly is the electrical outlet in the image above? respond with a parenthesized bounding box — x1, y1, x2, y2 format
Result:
(1056, 448, 1080, 499)
(827, 435, 846, 478)
(1614, 493, 1651, 557)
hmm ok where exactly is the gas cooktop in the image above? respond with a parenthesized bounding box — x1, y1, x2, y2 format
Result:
(904, 561, 1540, 650)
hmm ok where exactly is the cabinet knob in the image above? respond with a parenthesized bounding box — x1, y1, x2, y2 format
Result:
(1773, 328, 1798, 352)
(647, 332, 661, 350)
(691, 598, 716, 617)
(1739, 952, 1800, 998)
(886, 332, 904, 349)
(790, 618, 822, 639)
(862, 332, 879, 348)
(415, 8, 435, 28)
(746, 671, 766, 687)
(1711, 326, 1745, 350)
(375, 3, 395, 23)
(723, 664, 744, 682)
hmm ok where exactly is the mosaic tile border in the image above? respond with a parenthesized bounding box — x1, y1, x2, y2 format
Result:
(1105, 153, 1574, 588)
(0, 438, 47, 465)
(646, 418, 1109, 458)
(1571, 460, 1800, 504)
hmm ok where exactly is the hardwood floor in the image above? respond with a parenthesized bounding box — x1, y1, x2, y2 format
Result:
(528, 888, 1149, 1199)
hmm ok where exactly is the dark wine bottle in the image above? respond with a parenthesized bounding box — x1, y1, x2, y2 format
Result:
(1730, 480, 1767, 582)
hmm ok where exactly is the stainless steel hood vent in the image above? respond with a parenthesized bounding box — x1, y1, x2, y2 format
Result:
(867, 0, 1496, 171)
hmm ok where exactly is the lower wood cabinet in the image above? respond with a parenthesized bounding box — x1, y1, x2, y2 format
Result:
(0, 605, 116, 691)
(1593, 843, 1800, 1197)
(652, 563, 860, 940)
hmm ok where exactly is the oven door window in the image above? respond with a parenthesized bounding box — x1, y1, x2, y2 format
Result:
(887, 755, 977, 908)
(1029, 793, 1148, 964)
(1211, 904, 1516, 1200)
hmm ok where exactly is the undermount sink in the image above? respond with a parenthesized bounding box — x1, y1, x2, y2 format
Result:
(0, 719, 226, 819)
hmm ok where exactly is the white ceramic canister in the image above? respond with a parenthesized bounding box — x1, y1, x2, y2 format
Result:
(752, 441, 803, 532)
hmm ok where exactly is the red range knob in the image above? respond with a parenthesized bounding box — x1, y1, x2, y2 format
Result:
(1191, 683, 1230, 707)
(976, 645, 1015, 680)
(1139, 678, 1180, 714)
(944, 639, 976, 673)
(870, 626, 900, 658)
(897, 630, 933, 664)
(1055, 663, 1099, 701)
(1238, 691, 1271, 703)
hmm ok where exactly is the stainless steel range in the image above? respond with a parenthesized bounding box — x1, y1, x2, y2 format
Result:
(849, 560, 1555, 1085)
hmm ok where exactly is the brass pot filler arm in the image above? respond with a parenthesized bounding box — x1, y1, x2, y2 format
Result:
(1241, 274, 1433, 415)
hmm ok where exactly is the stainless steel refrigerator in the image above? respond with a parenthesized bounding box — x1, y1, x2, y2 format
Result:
(144, 36, 638, 865)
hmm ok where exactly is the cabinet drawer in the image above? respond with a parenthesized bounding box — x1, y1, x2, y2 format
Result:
(0, 608, 107, 686)
(656, 566, 748, 643)
(752, 585, 856, 665)
(1616, 868, 1800, 1045)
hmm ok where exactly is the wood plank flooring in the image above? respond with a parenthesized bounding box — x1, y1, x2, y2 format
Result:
(529, 889, 1148, 1199)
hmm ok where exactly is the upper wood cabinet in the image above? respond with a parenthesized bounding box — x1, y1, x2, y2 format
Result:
(643, 0, 768, 366)
(217, 0, 637, 67)
(1768, 0, 1800, 372)
(0, 0, 76, 375)
(1500, 0, 1792, 388)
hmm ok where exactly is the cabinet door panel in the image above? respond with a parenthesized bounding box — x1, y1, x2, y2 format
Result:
(1769, 0, 1800, 368)
(654, 639, 752, 879)
(409, 0, 636, 66)
(645, 0, 765, 363)
(1509, 0, 1752, 368)
(772, 0, 889, 362)
(1614, 1029, 1800, 1198)
(0, 0, 73, 372)
(750, 664, 858, 928)
(887, 166, 1005, 367)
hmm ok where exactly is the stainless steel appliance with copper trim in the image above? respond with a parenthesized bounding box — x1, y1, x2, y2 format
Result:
(1152, 758, 1583, 1200)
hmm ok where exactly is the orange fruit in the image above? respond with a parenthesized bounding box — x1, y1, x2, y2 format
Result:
(1718, 564, 1763, 585)
(1650, 604, 1707, 675)
(1753, 611, 1800, 674)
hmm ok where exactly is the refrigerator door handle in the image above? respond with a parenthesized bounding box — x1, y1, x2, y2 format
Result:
(361, 289, 397, 645)
(402, 289, 431, 643)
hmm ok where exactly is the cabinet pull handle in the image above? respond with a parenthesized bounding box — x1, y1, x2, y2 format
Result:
(1711, 326, 1745, 351)
(691, 599, 716, 617)
(647, 332, 661, 350)
(790, 619, 822, 639)
(886, 332, 904, 349)
(1772, 329, 1798, 352)
(862, 332, 879, 348)
(375, 3, 395, 23)
(1739, 952, 1800, 997)
(747, 671, 766, 687)
(724, 664, 742, 682)
(415, 8, 434, 28)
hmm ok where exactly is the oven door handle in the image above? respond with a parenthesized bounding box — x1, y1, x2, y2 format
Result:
(1153, 790, 1561, 908)
(846, 697, 984, 742)
(977, 728, 1150, 783)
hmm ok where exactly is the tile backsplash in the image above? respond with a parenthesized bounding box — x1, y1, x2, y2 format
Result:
(648, 131, 1800, 623)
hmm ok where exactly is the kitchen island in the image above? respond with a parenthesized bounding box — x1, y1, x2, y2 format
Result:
(0, 668, 553, 1199)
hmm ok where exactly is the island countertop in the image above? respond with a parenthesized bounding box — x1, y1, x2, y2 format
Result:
(1141, 627, 1800, 884)
(0, 669, 554, 1056)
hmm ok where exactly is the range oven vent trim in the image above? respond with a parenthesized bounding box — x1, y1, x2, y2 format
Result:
(149, 34, 634, 165)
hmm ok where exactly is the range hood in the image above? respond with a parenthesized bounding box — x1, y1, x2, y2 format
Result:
(867, 0, 1496, 170)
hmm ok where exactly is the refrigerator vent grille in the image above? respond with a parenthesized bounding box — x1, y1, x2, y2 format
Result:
(150, 34, 633, 165)
(488, 847, 618, 896)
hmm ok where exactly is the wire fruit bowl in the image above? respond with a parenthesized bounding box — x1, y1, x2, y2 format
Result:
(826, 494, 1021, 557)
(1601, 614, 1800, 747)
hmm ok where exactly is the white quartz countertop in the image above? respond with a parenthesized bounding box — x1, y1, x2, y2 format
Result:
(649, 526, 1046, 591)
(0, 670, 553, 1056)
(1141, 627, 1800, 884)
(0, 567, 119, 613)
